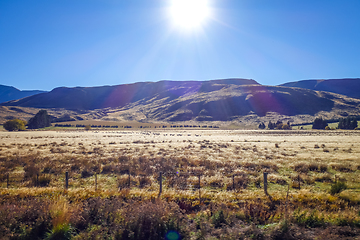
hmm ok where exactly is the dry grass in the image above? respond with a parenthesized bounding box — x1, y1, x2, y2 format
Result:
(0, 129, 360, 238)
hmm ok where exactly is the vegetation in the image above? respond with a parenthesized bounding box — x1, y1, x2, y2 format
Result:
(312, 117, 328, 129)
(258, 122, 265, 129)
(338, 116, 358, 130)
(0, 130, 359, 239)
(27, 110, 51, 129)
(3, 119, 26, 131)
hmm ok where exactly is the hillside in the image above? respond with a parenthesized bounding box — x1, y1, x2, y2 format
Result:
(2, 79, 360, 126)
(279, 78, 360, 99)
(1, 79, 259, 110)
(0, 84, 46, 103)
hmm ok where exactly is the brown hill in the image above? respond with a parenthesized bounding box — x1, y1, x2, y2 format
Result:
(2, 79, 258, 110)
(2, 79, 360, 124)
(279, 78, 360, 99)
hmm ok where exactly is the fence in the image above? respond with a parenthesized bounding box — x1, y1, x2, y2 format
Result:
(1, 171, 290, 202)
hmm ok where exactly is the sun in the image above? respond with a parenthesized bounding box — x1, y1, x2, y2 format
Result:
(169, 0, 211, 30)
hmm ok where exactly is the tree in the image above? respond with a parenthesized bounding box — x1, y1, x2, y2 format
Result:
(258, 122, 265, 129)
(27, 110, 51, 129)
(338, 116, 358, 129)
(275, 120, 283, 130)
(3, 119, 26, 131)
(268, 121, 275, 130)
(312, 117, 328, 129)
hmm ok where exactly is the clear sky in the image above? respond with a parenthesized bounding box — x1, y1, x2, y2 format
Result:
(1, 0, 360, 91)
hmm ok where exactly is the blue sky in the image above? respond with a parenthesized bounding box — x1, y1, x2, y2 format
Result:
(1, 0, 360, 91)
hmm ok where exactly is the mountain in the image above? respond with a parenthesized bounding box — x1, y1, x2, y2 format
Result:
(0, 84, 47, 103)
(279, 78, 360, 99)
(2, 78, 360, 123)
(2, 79, 259, 110)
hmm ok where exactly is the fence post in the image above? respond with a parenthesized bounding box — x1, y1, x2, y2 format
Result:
(298, 175, 301, 190)
(158, 171, 163, 198)
(7, 174, 9, 188)
(95, 173, 97, 191)
(198, 175, 201, 204)
(232, 174, 235, 190)
(128, 170, 131, 188)
(65, 172, 69, 190)
(263, 172, 268, 195)
(36, 174, 39, 187)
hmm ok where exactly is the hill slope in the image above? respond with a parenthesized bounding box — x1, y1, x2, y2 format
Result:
(2, 79, 259, 110)
(0, 85, 46, 103)
(3, 79, 360, 123)
(279, 78, 360, 99)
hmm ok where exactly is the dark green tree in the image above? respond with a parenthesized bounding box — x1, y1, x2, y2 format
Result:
(3, 119, 27, 131)
(258, 122, 266, 129)
(27, 110, 51, 129)
(312, 117, 328, 129)
(338, 116, 358, 129)
(268, 121, 275, 129)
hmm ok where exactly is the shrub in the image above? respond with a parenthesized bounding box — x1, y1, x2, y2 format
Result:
(24, 164, 40, 179)
(331, 163, 353, 172)
(314, 173, 333, 182)
(293, 162, 309, 173)
(293, 210, 325, 228)
(81, 168, 94, 178)
(330, 181, 347, 195)
(45, 223, 74, 240)
(117, 201, 187, 240)
(3, 119, 26, 131)
(38, 175, 51, 187)
(211, 209, 227, 228)
(138, 175, 151, 188)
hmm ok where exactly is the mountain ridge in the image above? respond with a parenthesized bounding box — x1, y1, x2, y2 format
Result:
(0, 84, 47, 103)
(1, 78, 360, 124)
(279, 78, 360, 99)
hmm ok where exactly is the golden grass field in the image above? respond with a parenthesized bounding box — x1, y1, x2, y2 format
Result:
(1, 129, 360, 239)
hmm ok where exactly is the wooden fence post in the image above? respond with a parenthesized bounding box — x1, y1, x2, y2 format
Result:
(232, 175, 235, 190)
(128, 170, 131, 188)
(7, 174, 9, 188)
(95, 173, 97, 191)
(158, 171, 163, 198)
(263, 172, 268, 195)
(198, 175, 201, 204)
(298, 175, 301, 190)
(65, 172, 69, 190)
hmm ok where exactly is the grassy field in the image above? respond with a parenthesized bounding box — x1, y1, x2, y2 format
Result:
(1, 129, 360, 239)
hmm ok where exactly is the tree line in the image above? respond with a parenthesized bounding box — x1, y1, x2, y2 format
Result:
(312, 116, 358, 130)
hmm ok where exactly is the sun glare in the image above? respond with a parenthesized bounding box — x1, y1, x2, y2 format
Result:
(169, 0, 211, 30)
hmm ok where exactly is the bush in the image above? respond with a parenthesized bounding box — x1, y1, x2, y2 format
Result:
(3, 119, 26, 131)
(330, 181, 347, 195)
(293, 210, 325, 228)
(117, 201, 187, 240)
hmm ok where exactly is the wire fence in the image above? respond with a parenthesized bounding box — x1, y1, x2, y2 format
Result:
(0, 170, 286, 202)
